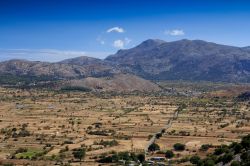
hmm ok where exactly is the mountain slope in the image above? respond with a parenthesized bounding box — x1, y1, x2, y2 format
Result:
(106, 39, 250, 82)
(63, 74, 161, 92)
(243, 46, 250, 51)
(1, 39, 250, 83)
(0, 58, 161, 92)
(59, 56, 120, 77)
(0, 57, 117, 79)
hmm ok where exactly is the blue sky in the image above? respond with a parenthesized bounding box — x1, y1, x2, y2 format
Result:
(0, 0, 250, 62)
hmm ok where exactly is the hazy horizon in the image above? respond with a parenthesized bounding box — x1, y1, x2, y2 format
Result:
(0, 38, 249, 62)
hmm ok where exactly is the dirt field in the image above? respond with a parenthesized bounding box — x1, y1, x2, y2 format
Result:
(0, 84, 249, 165)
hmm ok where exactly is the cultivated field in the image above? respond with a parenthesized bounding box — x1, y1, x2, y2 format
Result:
(0, 83, 249, 165)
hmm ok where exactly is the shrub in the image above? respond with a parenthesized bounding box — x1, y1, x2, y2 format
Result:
(137, 153, 145, 163)
(18, 129, 30, 137)
(156, 133, 162, 139)
(213, 145, 228, 155)
(173, 143, 185, 151)
(98, 156, 113, 163)
(190, 155, 201, 165)
(241, 134, 250, 150)
(61, 86, 91, 92)
(241, 151, 250, 162)
(148, 143, 160, 152)
(98, 151, 143, 163)
(231, 161, 240, 166)
(221, 153, 233, 164)
(72, 148, 86, 161)
(64, 140, 73, 144)
(148, 134, 153, 140)
(15, 147, 28, 154)
(165, 150, 174, 159)
(200, 144, 211, 151)
(94, 139, 118, 147)
(233, 143, 243, 154)
(204, 159, 215, 166)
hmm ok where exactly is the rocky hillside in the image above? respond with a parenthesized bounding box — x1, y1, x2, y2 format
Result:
(0, 57, 118, 79)
(62, 74, 161, 92)
(106, 39, 250, 82)
(0, 58, 160, 92)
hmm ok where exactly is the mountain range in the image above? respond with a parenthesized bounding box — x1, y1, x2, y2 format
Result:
(0, 39, 250, 91)
(107, 39, 250, 82)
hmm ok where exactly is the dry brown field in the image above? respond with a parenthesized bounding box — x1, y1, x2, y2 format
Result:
(0, 84, 249, 166)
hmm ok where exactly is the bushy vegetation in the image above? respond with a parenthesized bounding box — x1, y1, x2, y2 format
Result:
(72, 148, 86, 161)
(87, 129, 116, 136)
(148, 143, 160, 152)
(97, 151, 145, 164)
(14, 148, 45, 160)
(190, 155, 201, 165)
(199, 144, 212, 151)
(93, 139, 118, 147)
(0, 74, 57, 85)
(60, 86, 91, 92)
(165, 150, 174, 159)
(173, 143, 185, 151)
(189, 134, 250, 165)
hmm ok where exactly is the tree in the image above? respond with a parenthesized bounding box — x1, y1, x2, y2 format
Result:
(137, 153, 145, 163)
(240, 151, 250, 162)
(233, 143, 243, 154)
(148, 143, 160, 152)
(214, 145, 228, 155)
(200, 144, 211, 151)
(190, 155, 201, 165)
(72, 148, 86, 161)
(241, 134, 250, 150)
(231, 161, 240, 166)
(165, 150, 174, 159)
(173, 143, 185, 151)
(156, 133, 162, 139)
(204, 159, 215, 166)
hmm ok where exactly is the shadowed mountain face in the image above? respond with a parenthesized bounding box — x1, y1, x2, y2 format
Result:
(106, 39, 250, 82)
(243, 46, 250, 51)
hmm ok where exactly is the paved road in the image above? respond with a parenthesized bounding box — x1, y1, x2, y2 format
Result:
(145, 109, 180, 153)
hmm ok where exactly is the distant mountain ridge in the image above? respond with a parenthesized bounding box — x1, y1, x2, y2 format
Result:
(0, 57, 118, 79)
(1, 39, 250, 84)
(106, 39, 250, 82)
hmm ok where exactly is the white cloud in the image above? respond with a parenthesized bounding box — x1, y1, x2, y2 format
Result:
(107, 27, 125, 33)
(113, 40, 124, 48)
(112, 38, 132, 49)
(165, 29, 185, 36)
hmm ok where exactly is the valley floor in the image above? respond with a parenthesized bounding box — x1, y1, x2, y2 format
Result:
(0, 83, 249, 165)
